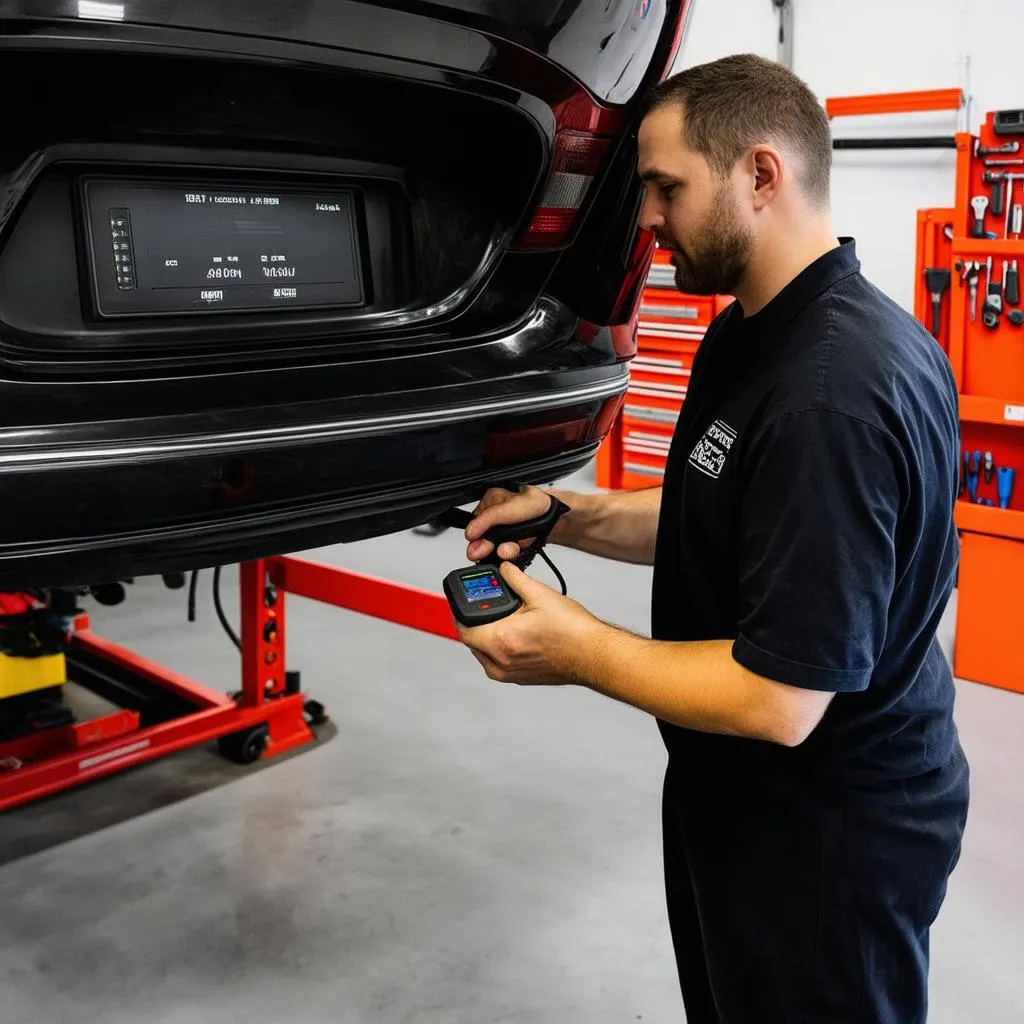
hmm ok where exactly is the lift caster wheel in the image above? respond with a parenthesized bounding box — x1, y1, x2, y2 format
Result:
(303, 700, 328, 727)
(218, 723, 269, 765)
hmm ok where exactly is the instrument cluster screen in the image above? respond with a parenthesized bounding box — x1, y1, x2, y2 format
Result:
(80, 179, 365, 317)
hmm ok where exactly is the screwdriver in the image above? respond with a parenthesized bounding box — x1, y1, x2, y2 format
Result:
(924, 268, 950, 339)
(967, 451, 981, 502)
(1008, 260, 1020, 307)
(998, 467, 1015, 510)
(1013, 204, 1023, 240)
(984, 451, 995, 484)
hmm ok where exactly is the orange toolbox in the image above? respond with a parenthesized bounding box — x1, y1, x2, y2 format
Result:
(912, 108, 1024, 694)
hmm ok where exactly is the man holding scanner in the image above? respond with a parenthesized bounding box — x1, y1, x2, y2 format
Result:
(453, 54, 968, 1024)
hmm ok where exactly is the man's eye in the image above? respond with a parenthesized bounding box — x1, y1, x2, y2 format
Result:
(660, 184, 677, 200)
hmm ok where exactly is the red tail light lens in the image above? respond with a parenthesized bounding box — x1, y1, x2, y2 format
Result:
(518, 131, 612, 248)
(578, 228, 657, 359)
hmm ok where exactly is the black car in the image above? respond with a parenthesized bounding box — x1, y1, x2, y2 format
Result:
(0, 0, 692, 589)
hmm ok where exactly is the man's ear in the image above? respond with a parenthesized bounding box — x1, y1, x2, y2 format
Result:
(749, 146, 784, 210)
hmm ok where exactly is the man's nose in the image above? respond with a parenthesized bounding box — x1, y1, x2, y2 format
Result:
(638, 192, 664, 232)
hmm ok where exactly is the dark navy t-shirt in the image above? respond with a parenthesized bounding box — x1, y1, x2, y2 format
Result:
(652, 239, 963, 784)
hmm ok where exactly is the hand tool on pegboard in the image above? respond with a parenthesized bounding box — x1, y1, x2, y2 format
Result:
(982, 258, 1002, 331)
(965, 451, 981, 503)
(970, 195, 990, 238)
(924, 267, 951, 339)
(977, 141, 1021, 156)
(998, 467, 1016, 509)
(1007, 260, 1019, 307)
(982, 172, 1024, 238)
(957, 260, 981, 321)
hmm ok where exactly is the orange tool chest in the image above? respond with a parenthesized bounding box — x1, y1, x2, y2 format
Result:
(912, 111, 1024, 694)
(595, 249, 732, 489)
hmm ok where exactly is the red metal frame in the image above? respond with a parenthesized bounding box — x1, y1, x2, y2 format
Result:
(0, 554, 467, 811)
(825, 88, 964, 120)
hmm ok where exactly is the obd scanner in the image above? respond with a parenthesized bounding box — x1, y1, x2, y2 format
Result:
(440, 490, 571, 626)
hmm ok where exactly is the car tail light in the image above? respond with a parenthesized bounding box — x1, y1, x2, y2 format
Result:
(657, 0, 694, 80)
(612, 228, 657, 326)
(517, 131, 613, 248)
(577, 228, 657, 360)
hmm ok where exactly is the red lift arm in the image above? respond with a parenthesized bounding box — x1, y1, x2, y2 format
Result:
(0, 555, 460, 812)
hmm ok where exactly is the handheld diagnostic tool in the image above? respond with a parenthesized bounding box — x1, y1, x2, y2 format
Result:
(443, 565, 521, 626)
(440, 490, 571, 626)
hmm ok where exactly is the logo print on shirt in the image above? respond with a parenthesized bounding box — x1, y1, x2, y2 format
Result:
(688, 419, 737, 479)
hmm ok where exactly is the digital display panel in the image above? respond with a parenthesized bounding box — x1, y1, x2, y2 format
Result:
(461, 571, 506, 603)
(81, 179, 364, 317)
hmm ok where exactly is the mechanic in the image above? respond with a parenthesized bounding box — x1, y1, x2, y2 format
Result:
(454, 54, 969, 1024)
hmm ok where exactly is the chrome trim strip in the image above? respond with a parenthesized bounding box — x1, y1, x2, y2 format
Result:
(0, 374, 627, 471)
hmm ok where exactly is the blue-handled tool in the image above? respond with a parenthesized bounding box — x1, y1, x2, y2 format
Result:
(998, 467, 1015, 509)
(967, 451, 981, 503)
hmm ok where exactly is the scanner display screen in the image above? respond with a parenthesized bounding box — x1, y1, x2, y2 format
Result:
(461, 570, 505, 603)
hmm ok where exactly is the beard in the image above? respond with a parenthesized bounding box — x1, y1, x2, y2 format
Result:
(663, 185, 753, 297)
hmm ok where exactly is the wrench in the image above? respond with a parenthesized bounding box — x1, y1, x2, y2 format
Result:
(960, 261, 981, 322)
(977, 141, 1021, 156)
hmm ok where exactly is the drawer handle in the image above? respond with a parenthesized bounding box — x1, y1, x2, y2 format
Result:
(640, 304, 701, 320)
(624, 404, 679, 424)
(624, 461, 666, 477)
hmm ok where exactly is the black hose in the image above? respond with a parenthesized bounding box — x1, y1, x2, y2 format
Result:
(212, 566, 241, 651)
(187, 569, 199, 623)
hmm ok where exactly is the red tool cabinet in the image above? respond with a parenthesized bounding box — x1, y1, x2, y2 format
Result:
(595, 249, 732, 489)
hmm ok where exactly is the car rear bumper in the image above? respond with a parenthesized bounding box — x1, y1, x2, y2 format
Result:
(0, 347, 626, 589)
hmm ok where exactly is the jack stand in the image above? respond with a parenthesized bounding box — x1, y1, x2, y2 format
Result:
(0, 554, 459, 812)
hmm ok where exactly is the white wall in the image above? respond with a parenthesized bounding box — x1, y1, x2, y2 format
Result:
(671, 0, 1024, 311)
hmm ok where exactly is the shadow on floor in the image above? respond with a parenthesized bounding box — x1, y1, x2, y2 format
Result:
(0, 720, 336, 868)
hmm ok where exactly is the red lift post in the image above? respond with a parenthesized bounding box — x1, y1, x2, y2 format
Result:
(0, 555, 460, 812)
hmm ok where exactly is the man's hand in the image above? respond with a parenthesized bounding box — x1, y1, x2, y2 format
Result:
(465, 485, 558, 564)
(452, 561, 833, 746)
(453, 561, 606, 686)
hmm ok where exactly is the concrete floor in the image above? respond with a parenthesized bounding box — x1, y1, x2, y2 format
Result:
(0, 466, 1021, 1023)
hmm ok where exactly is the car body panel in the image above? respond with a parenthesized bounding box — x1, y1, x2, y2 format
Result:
(0, 0, 692, 587)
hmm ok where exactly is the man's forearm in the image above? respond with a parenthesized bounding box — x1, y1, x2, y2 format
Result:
(546, 486, 662, 565)
(574, 625, 832, 747)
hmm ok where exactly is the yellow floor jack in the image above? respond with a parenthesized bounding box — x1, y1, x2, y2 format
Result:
(0, 592, 75, 742)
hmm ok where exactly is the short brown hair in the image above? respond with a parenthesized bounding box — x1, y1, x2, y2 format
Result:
(645, 54, 832, 205)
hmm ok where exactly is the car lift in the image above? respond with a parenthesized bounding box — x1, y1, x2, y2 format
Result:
(0, 555, 460, 812)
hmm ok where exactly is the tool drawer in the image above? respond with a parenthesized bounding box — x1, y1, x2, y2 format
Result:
(594, 249, 732, 491)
